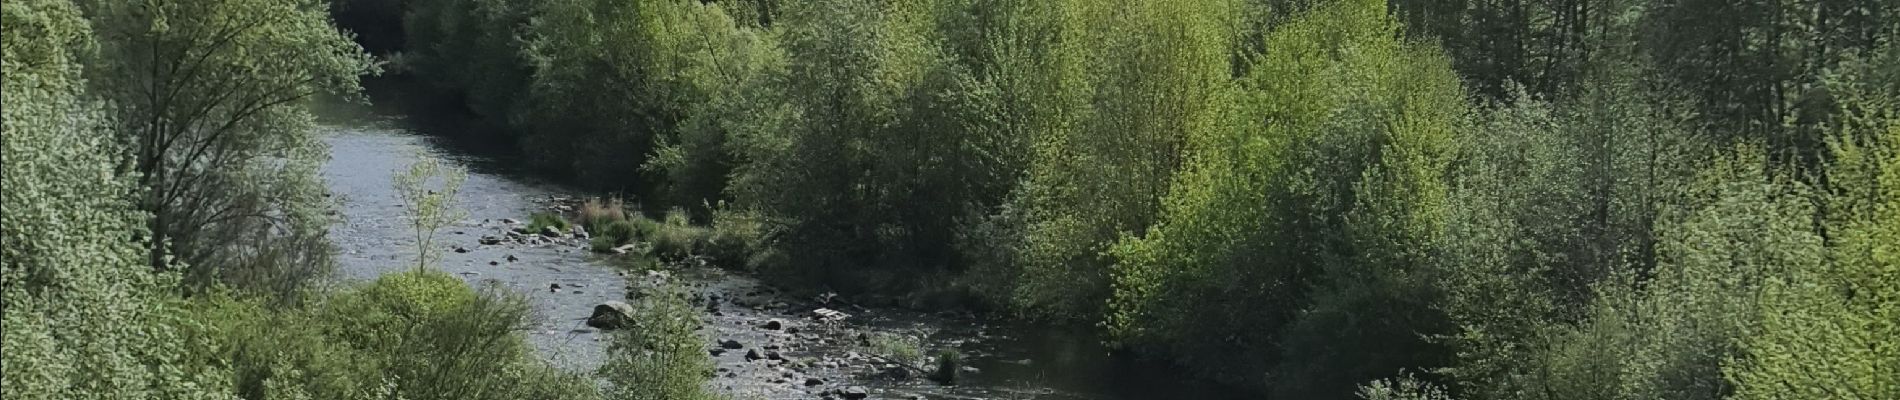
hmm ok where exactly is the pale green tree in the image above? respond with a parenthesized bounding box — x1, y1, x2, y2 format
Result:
(2, 0, 232, 397)
(392, 153, 466, 271)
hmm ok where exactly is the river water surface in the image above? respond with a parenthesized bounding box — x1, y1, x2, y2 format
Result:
(315, 80, 1250, 400)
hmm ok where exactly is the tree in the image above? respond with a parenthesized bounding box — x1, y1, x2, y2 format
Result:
(392, 153, 466, 272)
(3, 0, 232, 397)
(1106, 0, 1465, 392)
(1728, 41, 1898, 400)
(1007, 0, 1238, 319)
(85, 0, 376, 298)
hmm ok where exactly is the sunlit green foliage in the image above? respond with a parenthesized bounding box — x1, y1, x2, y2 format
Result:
(183, 272, 599, 400)
(722, 0, 1018, 291)
(998, 0, 1238, 319)
(1727, 43, 1899, 400)
(394, 154, 468, 272)
(332, 0, 1900, 398)
(600, 283, 720, 400)
(3, 1, 232, 397)
(1106, 0, 1463, 392)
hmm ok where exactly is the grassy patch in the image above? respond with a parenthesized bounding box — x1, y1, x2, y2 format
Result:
(578, 197, 628, 230)
(930, 348, 964, 384)
(526, 212, 570, 234)
(866, 333, 924, 366)
(650, 208, 709, 261)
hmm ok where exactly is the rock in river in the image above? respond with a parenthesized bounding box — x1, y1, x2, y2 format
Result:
(587, 301, 635, 330)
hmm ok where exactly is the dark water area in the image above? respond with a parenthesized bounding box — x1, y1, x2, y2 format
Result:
(312, 80, 1255, 400)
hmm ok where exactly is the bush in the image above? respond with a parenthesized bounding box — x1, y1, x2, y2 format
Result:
(311, 270, 600, 400)
(703, 206, 765, 267)
(527, 212, 571, 234)
(600, 283, 720, 400)
(929, 348, 964, 384)
(649, 208, 709, 261)
(1357, 373, 1455, 400)
(866, 333, 924, 366)
(579, 197, 629, 231)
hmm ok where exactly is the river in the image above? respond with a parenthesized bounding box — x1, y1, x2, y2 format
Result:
(315, 79, 1250, 400)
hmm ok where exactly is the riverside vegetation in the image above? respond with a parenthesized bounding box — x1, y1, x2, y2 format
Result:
(2, 0, 714, 399)
(4, 0, 1896, 399)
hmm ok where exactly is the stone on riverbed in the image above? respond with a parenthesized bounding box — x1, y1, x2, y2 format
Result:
(840, 386, 869, 400)
(720, 339, 745, 349)
(587, 301, 635, 330)
(479, 236, 502, 245)
(760, 319, 784, 330)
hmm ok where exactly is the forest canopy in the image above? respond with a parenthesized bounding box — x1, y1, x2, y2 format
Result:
(4, 0, 1895, 398)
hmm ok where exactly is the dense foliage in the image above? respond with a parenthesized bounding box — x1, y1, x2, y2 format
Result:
(5, 1, 709, 398)
(365, 0, 1900, 396)
(3, 1, 230, 397)
(83, 0, 377, 299)
(6, 0, 1894, 397)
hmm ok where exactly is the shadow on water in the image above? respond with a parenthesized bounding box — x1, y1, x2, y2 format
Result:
(313, 77, 540, 179)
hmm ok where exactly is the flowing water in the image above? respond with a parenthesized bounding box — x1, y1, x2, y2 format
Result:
(315, 79, 1251, 400)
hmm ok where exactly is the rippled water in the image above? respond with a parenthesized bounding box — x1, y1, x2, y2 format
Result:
(315, 83, 623, 371)
(313, 79, 1251, 399)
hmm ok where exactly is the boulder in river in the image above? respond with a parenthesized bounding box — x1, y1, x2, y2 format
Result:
(479, 236, 503, 245)
(719, 339, 745, 349)
(746, 349, 765, 362)
(760, 319, 784, 330)
(840, 386, 869, 400)
(587, 301, 635, 330)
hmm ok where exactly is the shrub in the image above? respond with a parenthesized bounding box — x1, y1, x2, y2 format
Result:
(314, 270, 600, 400)
(866, 333, 924, 366)
(929, 348, 964, 384)
(580, 197, 629, 231)
(600, 283, 720, 400)
(1356, 373, 1455, 400)
(591, 235, 621, 253)
(185, 293, 386, 400)
(704, 206, 765, 267)
(649, 208, 708, 261)
(527, 212, 571, 234)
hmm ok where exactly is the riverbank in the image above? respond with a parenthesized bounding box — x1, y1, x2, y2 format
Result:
(316, 81, 1252, 399)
